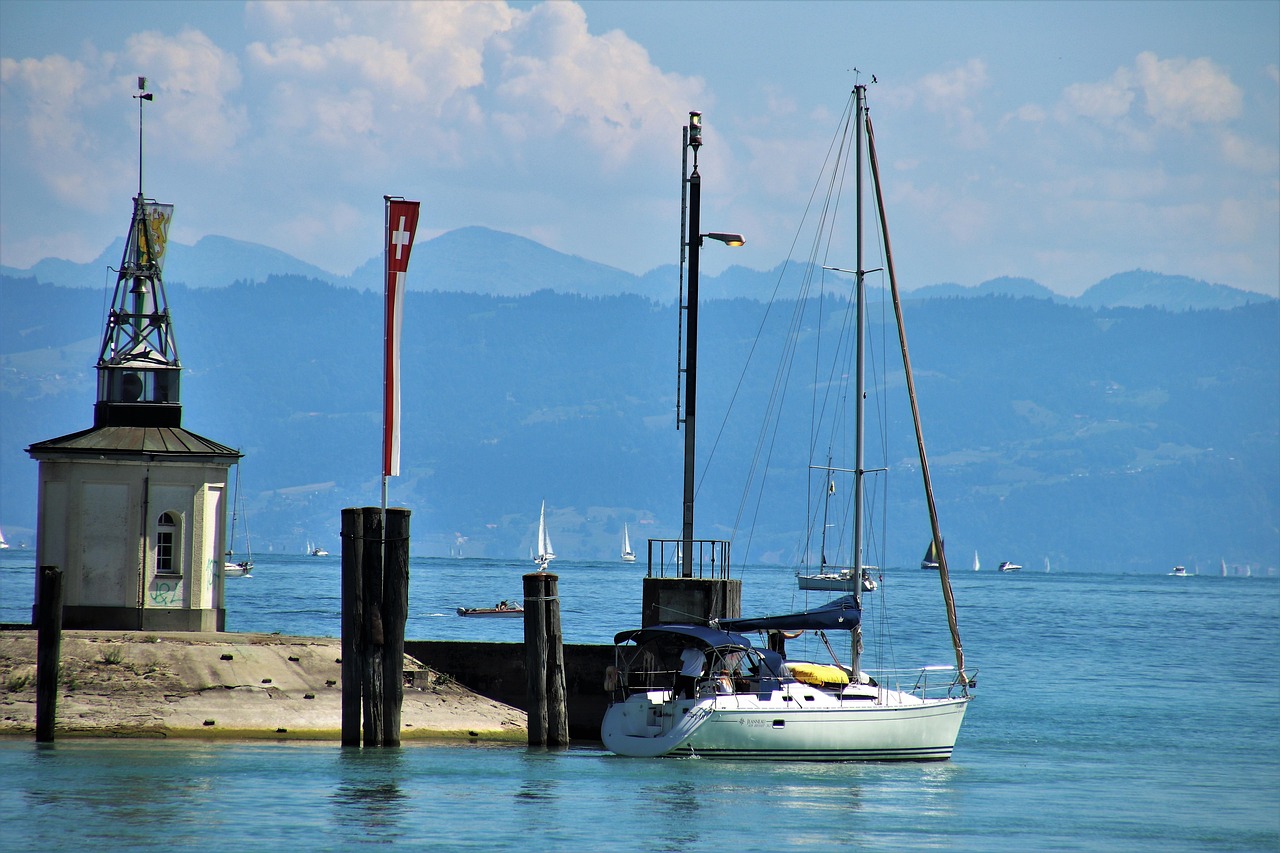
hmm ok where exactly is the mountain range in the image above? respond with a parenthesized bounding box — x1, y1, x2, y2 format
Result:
(1, 229, 1276, 574)
(2, 226, 1272, 310)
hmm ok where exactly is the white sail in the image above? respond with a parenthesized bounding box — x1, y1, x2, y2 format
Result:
(535, 501, 555, 570)
(621, 523, 636, 561)
(973, 550, 980, 572)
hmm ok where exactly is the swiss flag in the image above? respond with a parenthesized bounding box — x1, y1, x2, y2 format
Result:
(384, 199, 420, 478)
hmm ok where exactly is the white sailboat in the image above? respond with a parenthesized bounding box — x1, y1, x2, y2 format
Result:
(796, 464, 879, 593)
(973, 550, 980, 572)
(602, 85, 972, 762)
(621, 523, 636, 563)
(224, 467, 253, 577)
(0, 527, 9, 550)
(534, 500, 555, 572)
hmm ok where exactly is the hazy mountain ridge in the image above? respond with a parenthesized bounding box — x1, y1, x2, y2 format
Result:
(2, 228, 1272, 311)
(2, 273, 1276, 574)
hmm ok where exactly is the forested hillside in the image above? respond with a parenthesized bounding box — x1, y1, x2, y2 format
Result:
(2, 275, 1276, 573)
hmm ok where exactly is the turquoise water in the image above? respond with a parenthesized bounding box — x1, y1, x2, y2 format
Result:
(1, 553, 1278, 851)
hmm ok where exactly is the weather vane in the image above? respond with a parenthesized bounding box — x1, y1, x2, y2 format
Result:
(132, 76, 154, 199)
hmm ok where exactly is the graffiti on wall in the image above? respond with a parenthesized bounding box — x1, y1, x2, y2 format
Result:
(148, 576, 184, 607)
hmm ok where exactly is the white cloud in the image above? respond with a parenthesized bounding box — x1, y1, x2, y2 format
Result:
(1062, 74, 1135, 123)
(0, 53, 113, 208)
(1060, 52, 1242, 130)
(911, 58, 990, 147)
(1134, 51, 1242, 128)
(113, 29, 247, 162)
(241, 1, 702, 174)
(1220, 130, 1279, 174)
(489, 2, 703, 168)
(1007, 103, 1047, 125)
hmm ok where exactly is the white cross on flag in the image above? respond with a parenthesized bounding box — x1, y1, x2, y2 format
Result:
(384, 198, 421, 478)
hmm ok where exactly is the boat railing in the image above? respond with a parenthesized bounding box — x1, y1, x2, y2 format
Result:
(869, 665, 973, 700)
(645, 538, 732, 579)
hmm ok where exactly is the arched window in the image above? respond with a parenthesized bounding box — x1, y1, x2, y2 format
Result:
(156, 512, 179, 575)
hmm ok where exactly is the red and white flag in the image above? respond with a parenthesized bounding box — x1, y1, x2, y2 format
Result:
(384, 198, 420, 478)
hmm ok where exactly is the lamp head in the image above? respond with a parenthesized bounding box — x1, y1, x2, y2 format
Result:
(688, 111, 702, 150)
(703, 232, 745, 247)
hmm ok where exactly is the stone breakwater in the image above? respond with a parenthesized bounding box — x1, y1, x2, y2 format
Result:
(0, 630, 526, 740)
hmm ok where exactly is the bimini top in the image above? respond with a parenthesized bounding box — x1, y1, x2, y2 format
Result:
(612, 623, 757, 650)
(716, 595, 862, 633)
(612, 623, 787, 677)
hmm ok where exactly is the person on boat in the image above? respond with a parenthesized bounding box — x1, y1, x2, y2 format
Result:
(674, 647, 706, 699)
(715, 670, 734, 694)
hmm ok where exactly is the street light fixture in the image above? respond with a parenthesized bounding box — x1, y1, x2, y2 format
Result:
(701, 232, 745, 247)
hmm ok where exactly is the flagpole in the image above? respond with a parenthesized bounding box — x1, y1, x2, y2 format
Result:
(382, 196, 391, 531)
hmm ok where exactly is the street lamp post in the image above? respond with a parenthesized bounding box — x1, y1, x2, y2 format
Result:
(679, 111, 743, 578)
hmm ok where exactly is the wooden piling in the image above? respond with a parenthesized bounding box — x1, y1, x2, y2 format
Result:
(361, 507, 385, 747)
(545, 572, 569, 745)
(380, 507, 410, 746)
(35, 566, 64, 743)
(340, 508, 364, 746)
(523, 571, 568, 746)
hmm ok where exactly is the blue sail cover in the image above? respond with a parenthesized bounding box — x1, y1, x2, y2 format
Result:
(716, 595, 862, 632)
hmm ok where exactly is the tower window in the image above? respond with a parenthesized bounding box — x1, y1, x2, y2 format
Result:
(156, 512, 179, 575)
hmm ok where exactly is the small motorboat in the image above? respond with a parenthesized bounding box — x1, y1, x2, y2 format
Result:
(457, 600, 524, 618)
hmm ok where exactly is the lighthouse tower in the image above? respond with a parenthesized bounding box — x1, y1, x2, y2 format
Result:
(26, 79, 240, 631)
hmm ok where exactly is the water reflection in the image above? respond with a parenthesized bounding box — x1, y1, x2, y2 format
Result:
(639, 779, 701, 852)
(331, 747, 409, 836)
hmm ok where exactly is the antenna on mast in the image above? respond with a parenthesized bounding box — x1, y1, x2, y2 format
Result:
(132, 76, 154, 198)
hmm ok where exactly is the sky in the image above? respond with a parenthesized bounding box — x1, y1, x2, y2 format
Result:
(1, 0, 1277, 297)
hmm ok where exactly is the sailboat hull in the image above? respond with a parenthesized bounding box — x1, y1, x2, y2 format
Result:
(796, 573, 858, 592)
(602, 687, 969, 761)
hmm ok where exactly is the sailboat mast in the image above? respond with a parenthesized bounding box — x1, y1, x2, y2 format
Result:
(865, 107, 969, 685)
(851, 84, 867, 678)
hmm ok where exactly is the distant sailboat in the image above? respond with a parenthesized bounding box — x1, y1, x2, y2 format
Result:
(534, 501, 555, 571)
(621, 523, 636, 563)
(0, 527, 9, 550)
(1044, 557, 1051, 574)
(224, 466, 253, 577)
(921, 538, 943, 570)
(973, 550, 980, 572)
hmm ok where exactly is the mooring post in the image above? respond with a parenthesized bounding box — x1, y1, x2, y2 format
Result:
(361, 507, 385, 747)
(523, 572, 549, 744)
(340, 508, 364, 747)
(381, 507, 410, 746)
(35, 566, 63, 743)
(545, 572, 569, 745)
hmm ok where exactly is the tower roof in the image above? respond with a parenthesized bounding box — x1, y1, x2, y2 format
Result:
(27, 425, 241, 462)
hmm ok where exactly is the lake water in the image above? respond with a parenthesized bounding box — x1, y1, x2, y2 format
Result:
(1, 551, 1277, 851)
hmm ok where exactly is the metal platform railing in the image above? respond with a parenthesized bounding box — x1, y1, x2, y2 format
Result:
(646, 538, 732, 579)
